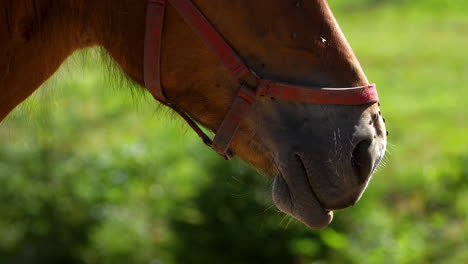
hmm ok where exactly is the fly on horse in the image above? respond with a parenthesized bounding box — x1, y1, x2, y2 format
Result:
(0, 0, 387, 229)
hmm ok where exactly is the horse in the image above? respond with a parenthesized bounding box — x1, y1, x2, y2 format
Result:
(0, 0, 387, 229)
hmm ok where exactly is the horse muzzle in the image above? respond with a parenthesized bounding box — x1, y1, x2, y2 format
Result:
(269, 104, 387, 229)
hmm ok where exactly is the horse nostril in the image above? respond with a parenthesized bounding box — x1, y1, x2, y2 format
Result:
(351, 139, 374, 183)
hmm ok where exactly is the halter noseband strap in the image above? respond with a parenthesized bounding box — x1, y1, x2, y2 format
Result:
(144, 0, 379, 160)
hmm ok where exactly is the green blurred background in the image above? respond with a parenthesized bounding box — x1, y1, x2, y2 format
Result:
(0, 0, 467, 263)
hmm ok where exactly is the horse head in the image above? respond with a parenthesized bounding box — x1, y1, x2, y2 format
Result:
(131, 0, 387, 229)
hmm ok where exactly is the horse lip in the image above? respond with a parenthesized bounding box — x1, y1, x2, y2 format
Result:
(295, 153, 329, 210)
(272, 160, 333, 229)
(295, 154, 336, 216)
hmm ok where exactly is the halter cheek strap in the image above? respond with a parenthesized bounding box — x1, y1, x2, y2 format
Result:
(144, 0, 379, 160)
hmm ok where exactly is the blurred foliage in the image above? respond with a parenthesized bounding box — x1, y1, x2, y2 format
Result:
(0, 0, 467, 263)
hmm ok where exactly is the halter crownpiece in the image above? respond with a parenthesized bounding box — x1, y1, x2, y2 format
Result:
(144, 0, 379, 160)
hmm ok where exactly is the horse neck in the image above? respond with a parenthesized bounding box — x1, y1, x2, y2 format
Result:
(0, 0, 148, 121)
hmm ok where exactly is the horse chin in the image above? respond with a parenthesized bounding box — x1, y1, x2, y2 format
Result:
(272, 173, 333, 230)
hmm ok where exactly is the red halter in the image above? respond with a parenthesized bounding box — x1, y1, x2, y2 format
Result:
(144, 0, 379, 160)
